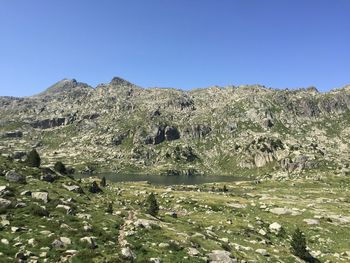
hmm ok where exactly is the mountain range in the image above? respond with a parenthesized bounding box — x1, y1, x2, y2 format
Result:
(1, 77, 350, 178)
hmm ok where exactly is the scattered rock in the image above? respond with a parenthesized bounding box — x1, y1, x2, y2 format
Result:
(80, 236, 97, 249)
(188, 247, 200, 256)
(303, 219, 320, 225)
(269, 222, 282, 233)
(121, 247, 136, 260)
(256, 248, 269, 256)
(0, 198, 11, 209)
(31, 192, 49, 203)
(158, 242, 169, 248)
(51, 239, 65, 249)
(150, 258, 161, 263)
(1, 238, 9, 245)
(62, 184, 83, 193)
(134, 219, 158, 229)
(269, 207, 300, 216)
(258, 229, 267, 236)
(5, 171, 26, 183)
(208, 250, 237, 263)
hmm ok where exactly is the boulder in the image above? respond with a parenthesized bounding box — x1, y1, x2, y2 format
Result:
(59, 237, 71, 246)
(269, 222, 282, 233)
(188, 247, 200, 256)
(62, 184, 83, 193)
(0, 198, 11, 209)
(0, 186, 8, 196)
(134, 219, 159, 229)
(256, 248, 269, 256)
(40, 173, 57, 183)
(121, 247, 136, 260)
(4, 130, 23, 138)
(31, 117, 72, 129)
(31, 192, 49, 203)
(303, 219, 320, 225)
(11, 151, 26, 160)
(164, 126, 180, 141)
(80, 236, 97, 249)
(5, 171, 26, 183)
(1, 238, 9, 245)
(182, 124, 211, 139)
(51, 239, 65, 249)
(269, 207, 300, 216)
(208, 250, 237, 263)
(158, 243, 169, 248)
(145, 126, 165, 145)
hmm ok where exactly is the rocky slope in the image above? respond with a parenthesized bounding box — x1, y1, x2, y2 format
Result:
(1, 77, 350, 177)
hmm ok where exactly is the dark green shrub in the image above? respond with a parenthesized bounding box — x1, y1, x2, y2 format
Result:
(54, 161, 66, 174)
(26, 149, 41, 167)
(89, 181, 102, 193)
(100, 176, 106, 187)
(146, 193, 159, 217)
(291, 228, 319, 263)
(106, 202, 113, 214)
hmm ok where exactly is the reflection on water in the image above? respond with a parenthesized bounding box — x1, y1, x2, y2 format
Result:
(75, 173, 250, 186)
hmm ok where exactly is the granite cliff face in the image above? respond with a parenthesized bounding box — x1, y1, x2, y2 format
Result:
(1, 77, 350, 177)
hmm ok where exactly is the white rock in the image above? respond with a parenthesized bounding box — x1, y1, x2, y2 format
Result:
(121, 247, 136, 260)
(65, 250, 78, 254)
(59, 237, 71, 246)
(258, 229, 267, 236)
(56, 204, 71, 211)
(270, 207, 300, 216)
(31, 192, 48, 203)
(158, 242, 169, 248)
(188, 247, 200, 256)
(28, 238, 37, 246)
(80, 236, 96, 247)
(227, 203, 246, 209)
(303, 219, 320, 225)
(1, 238, 9, 245)
(256, 248, 269, 256)
(1, 219, 10, 226)
(208, 250, 236, 263)
(0, 198, 11, 209)
(11, 227, 19, 232)
(269, 222, 282, 233)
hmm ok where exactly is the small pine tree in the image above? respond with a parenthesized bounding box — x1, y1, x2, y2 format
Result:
(54, 161, 66, 174)
(106, 202, 113, 214)
(291, 228, 319, 263)
(100, 176, 106, 187)
(146, 193, 159, 217)
(89, 181, 102, 193)
(26, 149, 41, 167)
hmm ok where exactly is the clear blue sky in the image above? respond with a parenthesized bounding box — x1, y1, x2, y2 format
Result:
(0, 0, 349, 96)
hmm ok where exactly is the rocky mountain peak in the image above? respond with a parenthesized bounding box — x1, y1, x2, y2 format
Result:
(35, 78, 90, 97)
(110, 77, 135, 87)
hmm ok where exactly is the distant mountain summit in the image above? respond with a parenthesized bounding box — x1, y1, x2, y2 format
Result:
(36, 79, 92, 97)
(110, 76, 136, 87)
(0, 77, 350, 178)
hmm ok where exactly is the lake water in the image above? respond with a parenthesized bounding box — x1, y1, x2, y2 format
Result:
(75, 173, 251, 186)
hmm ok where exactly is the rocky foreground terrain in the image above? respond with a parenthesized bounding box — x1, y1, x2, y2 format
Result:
(0, 155, 350, 262)
(1, 77, 350, 177)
